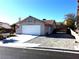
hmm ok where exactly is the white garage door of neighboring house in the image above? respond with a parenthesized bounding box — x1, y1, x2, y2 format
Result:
(22, 25, 41, 35)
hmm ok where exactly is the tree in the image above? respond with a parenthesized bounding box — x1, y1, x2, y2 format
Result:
(11, 24, 16, 33)
(64, 13, 76, 30)
(65, 13, 76, 21)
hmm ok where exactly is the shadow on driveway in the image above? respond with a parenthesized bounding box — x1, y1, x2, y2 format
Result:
(45, 33, 75, 39)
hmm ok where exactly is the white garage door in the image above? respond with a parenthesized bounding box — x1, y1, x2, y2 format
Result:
(22, 25, 41, 35)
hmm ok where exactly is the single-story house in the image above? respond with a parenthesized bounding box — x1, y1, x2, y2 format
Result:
(0, 22, 11, 29)
(0, 22, 11, 33)
(15, 16, 56, 35)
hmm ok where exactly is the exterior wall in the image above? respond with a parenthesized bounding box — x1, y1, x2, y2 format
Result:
(43, 20, 56, 34)
(44, 25, 54, 34)
(52, 22, 56, 29)
(49, 21, 56, 34)
(41, 24, 45, 35)
(16, 24, 22, 34)
(48, 26, 52, 34)
(16, 17, 45, 35)
(44, 25, 49, 34)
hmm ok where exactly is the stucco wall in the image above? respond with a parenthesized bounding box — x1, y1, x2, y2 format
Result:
(44, 25, 54, 34)
(16, 24, 22, 34)
(16, 17, 45, 35)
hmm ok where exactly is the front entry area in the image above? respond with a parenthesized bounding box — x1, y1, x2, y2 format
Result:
(47, 28, 75, 39)
(22, 25, 41, 35)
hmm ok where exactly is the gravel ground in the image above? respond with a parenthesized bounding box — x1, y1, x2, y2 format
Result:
(26, 36, 77, 50)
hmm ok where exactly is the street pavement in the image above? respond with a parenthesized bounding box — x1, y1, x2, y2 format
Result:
(0, 46, 78, 59)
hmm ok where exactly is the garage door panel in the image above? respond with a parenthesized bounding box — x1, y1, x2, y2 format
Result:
(22, 25, 41, 35)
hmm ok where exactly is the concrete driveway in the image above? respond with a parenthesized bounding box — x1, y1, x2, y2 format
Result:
(0, 33, 76, 50)
(0, 34, 40, 48)
(7, 34, 38, 43)
(26, 33, 76, 50)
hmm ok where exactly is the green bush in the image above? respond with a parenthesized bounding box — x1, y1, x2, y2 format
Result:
(7, 34, 16, 38)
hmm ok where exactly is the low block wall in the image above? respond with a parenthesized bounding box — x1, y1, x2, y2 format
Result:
(70, 29, 79, 42)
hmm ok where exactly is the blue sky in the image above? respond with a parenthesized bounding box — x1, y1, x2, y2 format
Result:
(0, 0, 77, 24)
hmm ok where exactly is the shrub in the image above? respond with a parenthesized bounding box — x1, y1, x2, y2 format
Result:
(7, 34, 16, 38)
(0, 34, 5, 40)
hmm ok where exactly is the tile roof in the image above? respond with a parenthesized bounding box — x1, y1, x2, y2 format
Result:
(15, 16, 55, 26)
(16, 16, 44, 24)
(0, 22, 11, 29)
(44, 20, 55, 25)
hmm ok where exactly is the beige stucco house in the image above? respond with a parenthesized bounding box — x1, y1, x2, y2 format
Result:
(15, 16, 56, 35)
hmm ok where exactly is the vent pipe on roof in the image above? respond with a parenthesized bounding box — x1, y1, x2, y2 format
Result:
(19, 17, 21, 21)
(43, 19, 46, 21)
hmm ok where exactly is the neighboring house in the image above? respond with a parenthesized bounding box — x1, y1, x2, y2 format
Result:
(0, 22, 11, 29)
(56, 22, 63, 29)
(56, 22, 67, 32)
(0, 22, 11, 33)
(15, 16, 56, 35)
